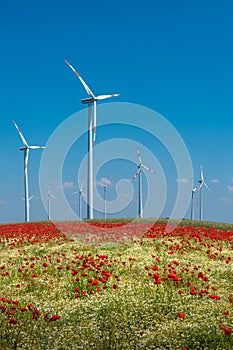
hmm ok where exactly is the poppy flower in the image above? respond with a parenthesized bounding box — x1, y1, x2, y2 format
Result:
(178, 312, 185, 319)
(49, 315, 61, 322)
(151, 265, 159, 271)
(20, 307, 27, 312)
(9, 317, 17, 324)
(223, 311, 229, 315)
(224, 327, 232, 336)
(0, 305, 6, 313)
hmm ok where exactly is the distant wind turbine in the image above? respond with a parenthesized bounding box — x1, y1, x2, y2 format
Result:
(191, 185, 199, 220)
(72, 183, 85, 220)
(132, 147, 155, 219)
(47, 188, 54, 221)
(13, 120, 45, 222)
(101, 184, 109, 220)
(65, 59, 120, 219)
(198, 165, 209, 221)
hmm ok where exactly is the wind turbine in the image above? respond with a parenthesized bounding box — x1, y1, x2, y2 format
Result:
(191, 185, 199, 220)
(13, 120, 45, 222)
(72, 183, 85, 220)
(47, 188, 54, 221)
(132, 147, 155, 219)
(65, 59, 120, 219)
(198, 165, 209, 221)
(102, 184, 109, 220)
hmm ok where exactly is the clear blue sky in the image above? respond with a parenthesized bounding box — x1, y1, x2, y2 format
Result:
(0, 0, 233, 223)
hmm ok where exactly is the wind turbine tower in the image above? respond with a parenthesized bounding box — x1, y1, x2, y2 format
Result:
(198, 165, 209, 221)
(102, 184, 108, 220)
(13, 121, 45, 222)
(73, 184, 85, 220)
(65, 59, 120, 220)
(191, 185, 198, 220)
(47, 188, 54, 221)
(132, 147, 155, 219)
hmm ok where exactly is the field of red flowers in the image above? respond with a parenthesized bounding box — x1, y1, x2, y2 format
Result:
(1, 220, 233, 349)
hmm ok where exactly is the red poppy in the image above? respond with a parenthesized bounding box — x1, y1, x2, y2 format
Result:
(1, 306, 6, 313)
(223, 311, 229, 315)
(49, 315, 61, 322)
(20, 307, 27, 312)
(9, 317, 17, 324)
(224, 327, 232, 336)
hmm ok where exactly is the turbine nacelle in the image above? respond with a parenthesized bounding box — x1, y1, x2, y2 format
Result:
(81, 97, 95, 104)
(81, 94, 120, 104)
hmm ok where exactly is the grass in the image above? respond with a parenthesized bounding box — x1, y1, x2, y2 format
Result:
(0, 219, 233, 349)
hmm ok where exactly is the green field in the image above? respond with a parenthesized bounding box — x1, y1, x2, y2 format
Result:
(0, 219, 233, 349)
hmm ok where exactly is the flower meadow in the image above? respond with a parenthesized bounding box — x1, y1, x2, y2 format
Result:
(1, 220, 233, 349)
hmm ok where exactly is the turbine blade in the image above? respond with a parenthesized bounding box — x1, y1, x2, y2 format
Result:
(12, 120, 29, 148)
(136, 147, 142, 164)
(200, 165, 204, 182)
(198, 182, 204, 189)
(96, 93, 120, 100)
(132, 168, 142, 180)
(204, 182, 209, 190)
(29, 146, 45, 149)
(142, 164, 155, 173)
(81, 191, 87, 200)
(65, 59, 95, 98)
(192, 186, 198, 193)
(48, 188, 54, 197)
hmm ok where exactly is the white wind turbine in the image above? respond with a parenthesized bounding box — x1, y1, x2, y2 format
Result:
(191, 185, 199, 220)
(13, 120, 45, 222)
(65, 59, 120, 219)
(47, 187, 54, 221)
(132, 147, 155, 219)
(198, 165, 209, 221)
(101, 184, 109, 220)
(72, 183, 85, 220)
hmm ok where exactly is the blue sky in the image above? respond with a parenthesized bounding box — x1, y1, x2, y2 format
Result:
(0, 0, 233, 223)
